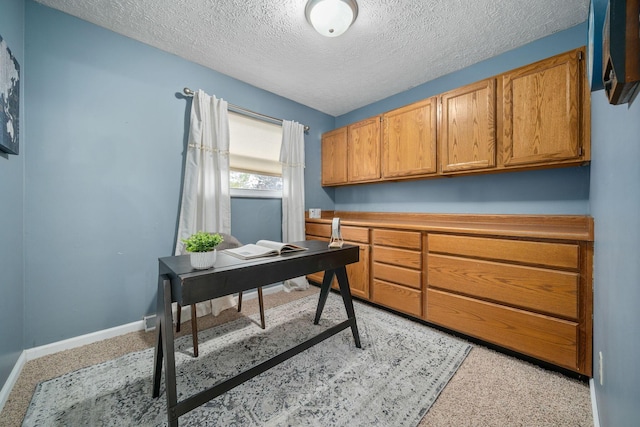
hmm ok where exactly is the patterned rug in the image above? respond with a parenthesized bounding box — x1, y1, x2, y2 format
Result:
(23, 293, 471, 426)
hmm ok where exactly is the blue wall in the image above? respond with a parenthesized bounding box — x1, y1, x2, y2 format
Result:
(587, 4, 640, 423)
(0, 0, 25, 393)
(4, 1, 640, 425)
(231, 197, 282, 245)
(22, 1, 334, 347)
(333, 24, 590, 215)
(590, 93, 640, 426)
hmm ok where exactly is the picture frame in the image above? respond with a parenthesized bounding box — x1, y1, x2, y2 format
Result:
(0, 34, 20, 155)
(601, 0, 640, 105)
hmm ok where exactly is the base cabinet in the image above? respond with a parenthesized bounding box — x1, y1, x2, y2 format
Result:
(306, 214, 593, 376)
(426, 233, 591, 375)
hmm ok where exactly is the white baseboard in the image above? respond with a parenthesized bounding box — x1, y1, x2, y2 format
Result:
(0, 351, 27, 414)
(24, 320, 145, 361)
(0, 286, 284, 412)
(2, 320, 148, 412)
(590, 378, 600, 427)
(22, 287, 280, 360)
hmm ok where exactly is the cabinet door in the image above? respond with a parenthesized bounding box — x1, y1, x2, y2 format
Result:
(383, 98, 437, 178)
(325, 243, 370, 299)
(348, 117, 381, 182)
(346, 243, 370, 299)
(440, 79, 496, 173)
(501, 49, 584, 167)
(321, 127, 348, 186)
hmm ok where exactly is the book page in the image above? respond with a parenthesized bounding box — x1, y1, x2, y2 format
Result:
(255, 240, 287, 252)
(226, 241, 307, 260)
(225, 244, 277, 260)
(257, 240, 307, 253)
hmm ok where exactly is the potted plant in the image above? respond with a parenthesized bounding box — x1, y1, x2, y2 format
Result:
(182, 231, 224, 269)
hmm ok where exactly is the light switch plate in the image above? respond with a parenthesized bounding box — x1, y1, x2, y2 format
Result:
(309, 208, 321, 218)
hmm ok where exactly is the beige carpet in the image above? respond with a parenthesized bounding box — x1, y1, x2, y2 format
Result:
(1, 288, 593, 426)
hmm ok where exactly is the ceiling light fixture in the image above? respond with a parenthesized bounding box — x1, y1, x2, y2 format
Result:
(305, 0, 358, 38)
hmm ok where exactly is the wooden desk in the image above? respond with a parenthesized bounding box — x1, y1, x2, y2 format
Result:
(152, 240, 361, 426)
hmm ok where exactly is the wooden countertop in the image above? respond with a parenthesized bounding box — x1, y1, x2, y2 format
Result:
(306, 211, 594, 241)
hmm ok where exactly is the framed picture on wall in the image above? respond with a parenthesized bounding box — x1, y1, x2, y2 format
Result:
(601, 0, 640, 104)
(0, 34, 20, 155)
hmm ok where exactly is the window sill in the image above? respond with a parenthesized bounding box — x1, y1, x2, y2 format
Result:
(230, 188, 282, 199)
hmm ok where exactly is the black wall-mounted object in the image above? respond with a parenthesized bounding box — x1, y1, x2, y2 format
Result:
(602, 0, 640, 104)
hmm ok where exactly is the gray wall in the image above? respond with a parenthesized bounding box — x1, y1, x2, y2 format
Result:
(0, 0, 25, 391)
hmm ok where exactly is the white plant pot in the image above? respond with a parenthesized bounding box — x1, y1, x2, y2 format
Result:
(189, 249, 217, 270)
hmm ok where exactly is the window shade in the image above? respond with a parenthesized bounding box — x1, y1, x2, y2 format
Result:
(228, 112, 283, 176)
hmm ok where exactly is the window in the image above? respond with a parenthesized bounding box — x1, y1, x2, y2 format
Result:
(228, 112, 283, 197)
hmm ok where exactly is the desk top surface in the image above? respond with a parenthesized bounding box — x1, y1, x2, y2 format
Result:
(159, 239, 357, 278)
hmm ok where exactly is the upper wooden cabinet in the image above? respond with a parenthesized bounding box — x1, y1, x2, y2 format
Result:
(321, 116, 382, 186)
(348, 116, 382, 182)
(320, 47, 590, 187)
(321, 126, 348, 186)
(383, 98, 437, 179)
(500, 48, 589, 168)
(439, 79, 497, 173)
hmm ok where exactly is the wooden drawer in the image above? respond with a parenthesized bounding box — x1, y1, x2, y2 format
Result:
(372, 279, 422, 317)
(428, 254, 579, 319)
(427, 289, 579, 372)
(373, 229, 421, 250)
(428, 234, 579, 269)
(342, 226, 369, 243)
(306, 234, 327, 242)
(373, 245, 421, 269)
(373, 262, 421, 289)
(306, 223, 331, 237)
(306, 223, 369, 243)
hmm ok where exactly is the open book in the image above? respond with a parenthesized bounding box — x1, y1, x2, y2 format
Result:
(225, 240, 307, 260)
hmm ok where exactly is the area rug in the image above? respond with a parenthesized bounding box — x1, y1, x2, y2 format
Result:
(23, 293, 471, 426)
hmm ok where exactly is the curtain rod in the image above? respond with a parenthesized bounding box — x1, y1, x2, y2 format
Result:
(183, 87, 310, 132)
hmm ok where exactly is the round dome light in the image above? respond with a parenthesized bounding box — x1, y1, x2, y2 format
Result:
(305, 0, 358, 37)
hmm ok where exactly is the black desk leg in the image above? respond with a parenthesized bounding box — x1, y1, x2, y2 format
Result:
(151, 276, 180, 426)
(314, 269, 335, 325)
(152, 276, 164, 397)
(335, 266, 362, 348)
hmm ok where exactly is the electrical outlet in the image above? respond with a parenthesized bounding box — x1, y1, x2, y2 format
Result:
(599, 351, 604, 386)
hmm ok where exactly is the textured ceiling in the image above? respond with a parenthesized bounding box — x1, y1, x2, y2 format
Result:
(34, 0, 589, 116)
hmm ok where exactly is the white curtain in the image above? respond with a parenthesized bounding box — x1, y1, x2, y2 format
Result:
(280, 120, 310, 291)
(174, 89, 236, 320)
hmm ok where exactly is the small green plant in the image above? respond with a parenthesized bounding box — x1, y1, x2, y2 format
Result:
(182, 231, 223, 253)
